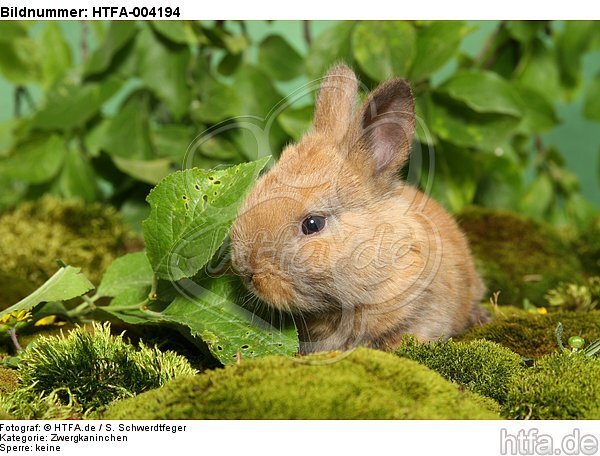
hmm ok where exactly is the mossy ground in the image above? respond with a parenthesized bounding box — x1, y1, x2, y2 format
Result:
(396, 337, 524, 403)
(574, 216, 600, 275)
(506, 353, 600, 420)
(1, 323, 196, 419)
(0, 196, 140, 307)
(458, 207, 585, 306)
(458, 308, 600, 359)
(101, 348, 500, 419)
(0, 205, 598, 420)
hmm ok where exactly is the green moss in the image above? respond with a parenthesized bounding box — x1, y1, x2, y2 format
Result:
(574, 216, 600, 275)
(0, 367, 18, 395)
(2, 387, 84, 420)
(459, 309, 600, 359)
(102, 347, 500, 419)
(0, 196, 138, 307)
(2, 322, 196, 419)
(458, 207, 585, 306)
(396, 337, 524, 403)
(505, 353, 600, 419)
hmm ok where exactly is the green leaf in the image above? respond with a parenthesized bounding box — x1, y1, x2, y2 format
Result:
(160, 275, 298, 364)
(306, 22, 356, 79)
(0, 120, 18, 158)
(0, 266, 94, 319)
(584, 72, 600, 122)
(278, 105, 313, 141)
(33, 301, 71, 322)
(519, 173, 554, 218)
(195, 136, 241, 162)
(217, 52, 243, 76)
(556, 21, 596, 91)
(565, 193, 599, 227)
(428, 95, 521, 149)
(516, 38, 562, 100)
(0, 179, 27, 211)
(0, 134, 66, 184)
(474, 151, 523, 209)
(142, 157, 270, 281)
(0, 22, 28, 41)
(85, 21, 137, 77)
(422, 142, 478, 212)
(506, 21, 548, 43)
(258, 35, 304, 82)
(150, 21, 196, 45)
(96, 253, 158, 324)
(352, 21, 415, 81)
(438, 70, 523, 117)
(0, 37, 41, 84)
(97, 252, 154, 298)
(513, 84, 558, 134)
(32, 77, 122, 131)
(39, 23, 72, 87)
(137, 26, 191, 119)
(100, 94, 153, 160)
(409, 21, 471, 81)
(112, 156, 174, 185)
(151, 125, 195, 160)
(83, 119, 111, 158)
(190, 76, 240, 124)
(52, 146, 98, 202)
(414, 93, 437, 146)
(232, 65, 283, 119)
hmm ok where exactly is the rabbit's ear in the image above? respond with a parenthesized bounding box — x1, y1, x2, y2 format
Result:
(348, 79, 415, 179)
(313, 64, 358, 141)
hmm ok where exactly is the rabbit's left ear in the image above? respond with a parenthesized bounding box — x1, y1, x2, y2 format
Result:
(313, 64, 358, 141)
(347, 79, 415, 179)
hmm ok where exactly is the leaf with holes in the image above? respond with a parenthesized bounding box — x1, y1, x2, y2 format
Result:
(142, 157, 270, 281)
(160, 275, 298, 364)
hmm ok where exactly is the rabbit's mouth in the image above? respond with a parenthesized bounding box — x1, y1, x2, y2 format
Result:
(244, 270, 295, 313)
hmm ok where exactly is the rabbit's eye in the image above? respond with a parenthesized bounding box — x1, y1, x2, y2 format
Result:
(301, 215, 326, 235)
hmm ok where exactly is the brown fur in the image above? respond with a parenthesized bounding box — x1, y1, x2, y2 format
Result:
(230, 64, 488, 353)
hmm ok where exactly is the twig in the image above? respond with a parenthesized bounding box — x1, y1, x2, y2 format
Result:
(474, 21, 506, 70)
(239, 21, 248, 39)
(303, 21, 312, 46)
(81, 21, 89, 62)
(14, 86, 22, 118)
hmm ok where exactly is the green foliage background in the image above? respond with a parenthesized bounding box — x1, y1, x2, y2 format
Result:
(1, 20, 599, 228)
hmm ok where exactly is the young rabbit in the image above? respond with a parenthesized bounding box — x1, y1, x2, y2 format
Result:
(230, 64, 489, 353)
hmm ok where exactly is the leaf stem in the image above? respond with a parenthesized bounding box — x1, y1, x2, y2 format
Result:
(149, 275, 158, 301)
(81, 294, 96, 310)
(103, 302, 148, 312)
(67, 294, 99, 319)
(8, 329, 22, 352)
